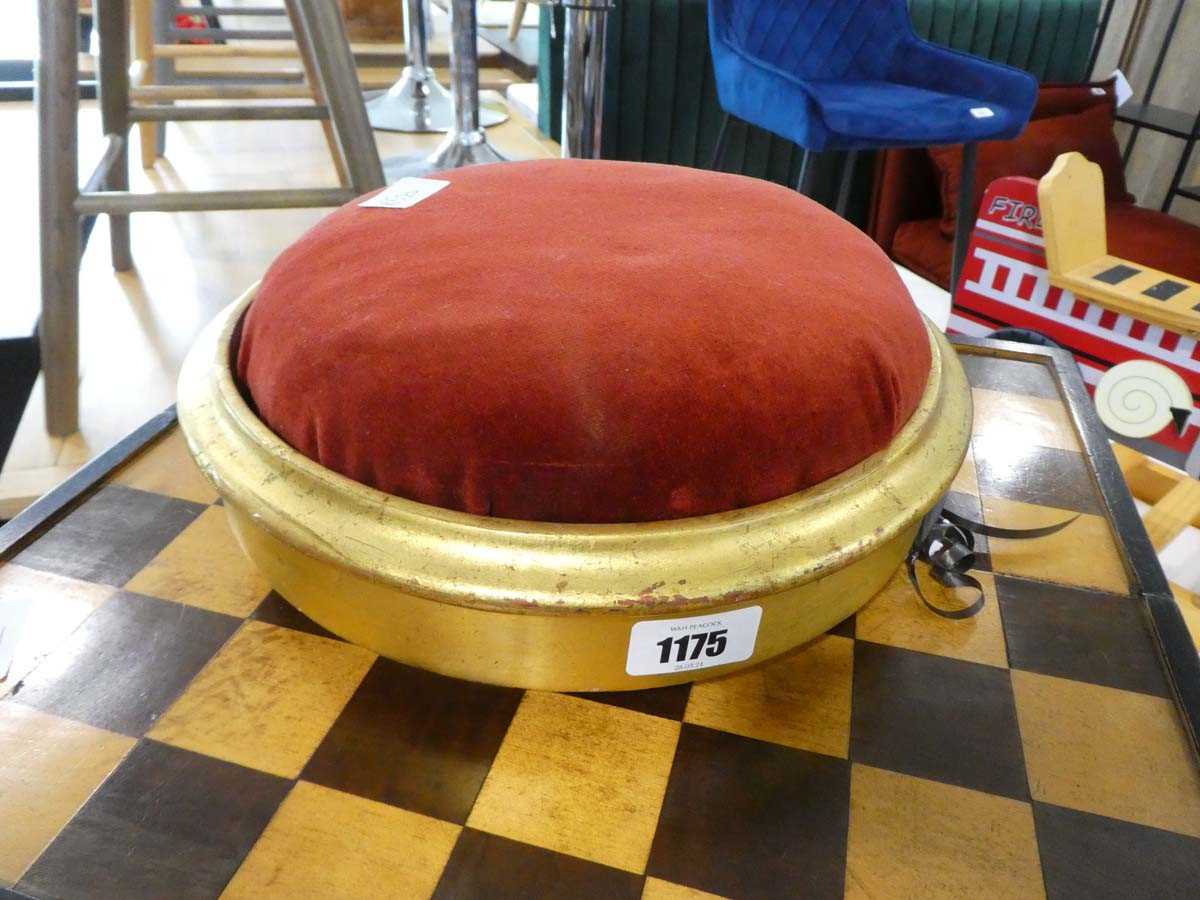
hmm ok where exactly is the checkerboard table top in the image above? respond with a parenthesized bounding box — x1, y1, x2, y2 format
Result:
(2, 340, 1199, 899)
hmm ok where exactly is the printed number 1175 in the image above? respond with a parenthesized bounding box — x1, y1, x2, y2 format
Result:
(656, 629, 728, 664)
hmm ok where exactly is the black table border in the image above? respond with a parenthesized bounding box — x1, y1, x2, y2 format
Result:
(954, 336, 1200, 759)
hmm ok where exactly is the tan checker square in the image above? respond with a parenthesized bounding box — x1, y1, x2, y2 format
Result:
(684, 633, 853, 758)
(0, 703, 135, 886)
(149, 620, 375, 778)
(223, 780, 460, 899)
(856, 568, 1007, 668)
(949, 451, 979, 496)
(111, 430, 219, 505)
(0, 564, 114, 692)
(845, 763, 1043, 899)
(642, 877, 728, 899)
(125, 506, 269, 616)
(1012, 670, 1200, 837)
(468, 691, 679, 873)
(971, 387, 1080, 452)
(982, 496, 1129, 595)
(1172, 582, 1200, 649)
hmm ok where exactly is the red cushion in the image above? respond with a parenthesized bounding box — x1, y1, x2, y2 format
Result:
(894, 203, 1200, 293)
(1107, 202, 1200, 284)
(1034, 77, 1118, 119)
(237, 159, 931, 524)
(930, 103, 1133, 239)
(892, 218, 952, 289)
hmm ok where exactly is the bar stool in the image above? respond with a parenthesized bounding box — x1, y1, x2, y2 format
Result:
(366, 0, 504, 133)
(37, 0, 386, 436)
(383, 0, 508, 178)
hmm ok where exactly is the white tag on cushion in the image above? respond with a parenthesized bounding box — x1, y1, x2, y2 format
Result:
(361, 177, 450, 209)
(970, 106, 995, 119)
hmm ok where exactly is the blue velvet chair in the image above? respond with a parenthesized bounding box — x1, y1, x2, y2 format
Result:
(708, 0, 1038, 291)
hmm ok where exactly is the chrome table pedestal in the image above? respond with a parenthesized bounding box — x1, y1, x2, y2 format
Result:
(367, 0, 508, 133)
(383, 0, 509, 178)
(561, 0, 613, 158)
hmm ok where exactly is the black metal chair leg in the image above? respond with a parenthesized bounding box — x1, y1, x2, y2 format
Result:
(834, 149, 858, 219)
(949, 142, 978, 295)
(796, 148, 821, 196)
(710, 111, 731, 171)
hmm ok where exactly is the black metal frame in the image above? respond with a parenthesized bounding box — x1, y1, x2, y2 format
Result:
(953, 336, 1200, 760)
(0, 407, 175, 550)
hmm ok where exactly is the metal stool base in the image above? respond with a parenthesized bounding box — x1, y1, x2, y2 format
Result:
(367, 73, 508, 133)
(367, 70, 457, 133)
(383, 127, 509, 180)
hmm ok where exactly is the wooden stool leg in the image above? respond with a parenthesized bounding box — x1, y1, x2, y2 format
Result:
(39, 0, 82, 435)
(508, 0, 527, 41)
(288, 0, 385, 192)
(284, 0, 350, 187)
(96, 0, 133, 271)
(132, 0, 157, 167)
(151, 0, 172, 159)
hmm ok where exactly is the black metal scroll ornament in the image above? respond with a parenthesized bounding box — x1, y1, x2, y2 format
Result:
(907, 503, 1078, 619)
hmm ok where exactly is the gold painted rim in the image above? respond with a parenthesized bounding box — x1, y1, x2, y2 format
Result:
(177, 287, 972, 617)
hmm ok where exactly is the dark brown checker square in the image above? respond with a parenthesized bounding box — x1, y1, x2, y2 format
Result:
(647, 724, 850, 899)
(18, 739, 290, 900)
(249, 590, 343, 641)
(850, 641, 1028, 800)
(12, 591, 240, 736)
(13, 485, 207, 587)
(828, 614, 856, 638)
(433, 828, 643, 900)
(975, 443, 1104, 516)
(570, 683, 692, 720)
(1142, 279, 1188, 301)
(302, 657, 522, 823)
(958, 354, 1059, 400)
(996, 575, 1169, 697)
(1094, 263, 1140, 285)
(1034, 802, 1200, 899)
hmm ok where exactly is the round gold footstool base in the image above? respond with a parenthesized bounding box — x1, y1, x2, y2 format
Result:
(178, 289, 971, 691)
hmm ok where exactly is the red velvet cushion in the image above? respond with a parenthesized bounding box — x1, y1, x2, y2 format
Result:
(1107, 201, 1200, 284)
(930, 103, 1134, 238)
(893, 204, 1200, 292)
(1034, 77, 1118, 119)
(237, 159, 931, 524)
(892, 218, 952, 289)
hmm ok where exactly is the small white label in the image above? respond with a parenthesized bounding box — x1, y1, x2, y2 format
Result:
(360, 177, 450, 209)
(1112, 69, 1133, 107)
(1090, 87, 1107, 96)
(970, 106, 995, 119)
(626, 606, 762, 676)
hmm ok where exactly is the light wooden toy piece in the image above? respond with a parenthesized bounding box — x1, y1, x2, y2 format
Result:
(1039, 152, 1200, 340)
(1111, 441, 1200, 648)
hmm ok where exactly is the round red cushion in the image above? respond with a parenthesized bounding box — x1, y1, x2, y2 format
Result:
(237, 159, 930, 524)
